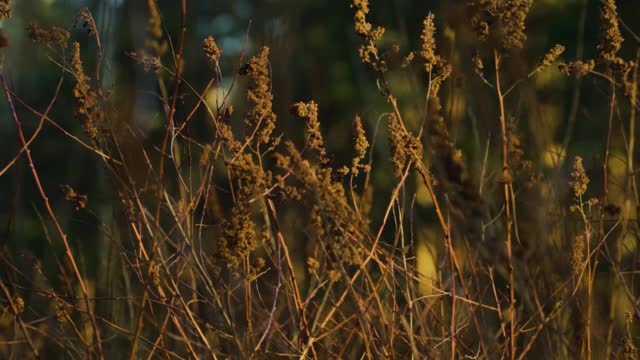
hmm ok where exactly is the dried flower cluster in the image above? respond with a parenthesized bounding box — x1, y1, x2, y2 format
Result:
(61, 185, 88, 211)
(418, 14, 452, 94)
(70, 42, 103, 139)
(277, 142, 365, 265)
(420, 11, 460, 195)
(624, 312, 639, 359)
(27, 21, 70, 48)
(569, 156, 589, 198)
(292, 101, 329, 167)
(241, 47, 277, 145)
(216, 103, 272, 270)
(420, 14, 438, 72)
(570, 234, 585, 276)
(352, 0, 387, 71)
(466, 0, 531, 49)
(598, 0, 623, 64)
(559, 60, 595, 77)
(73, 9, 97, 37)
(596, 0, 635, 89)
(217, 151, 269, 269)
(203, 35, 222, 64)
(130, 51, 161, 72)
(218, 205, 258, 269)
(0, 0, 11, 21)
(388, 113, 422, 176)
(491, 0, 532, 49)
(351, 115, 369, 176)
(539, 44, 565, 70)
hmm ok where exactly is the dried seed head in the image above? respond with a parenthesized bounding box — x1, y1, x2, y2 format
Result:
(54, 301, 69, 324)
(130, 51, 162, 72)
(598, 0, 623, 64)
(27, 21, 70, 48)
(351, 0, 387, 71)
(539, 44, 565, 69)
(0, 0, 12, 21)
(569, 156, 589, 198)
(351, 115, 369, 176)
(70, 42, 103, 139)
(227, 152, 270, 202)
(292, 101, 329, 167)
(492, 0, 532, 49)
(218, 204, 257, 270)
(307, 257, 320, 274)
(420, 13, 439, 72)
(401, 52, 415, 68)
(388, 113, 423, 176)
(559, 60, 595, 77)
(570, 234, 585, 276)
(14, 296, 24, 315)
(61, 185, 88, 211)
(277, 142, 365, 266)
(203, 35, 222, 63)
(73, 9, 97, 37)
(352, 0, 372, 37)
(328, 270, 341, 282)
(242, 47, 276, 145)
(623, 336, 638, 360)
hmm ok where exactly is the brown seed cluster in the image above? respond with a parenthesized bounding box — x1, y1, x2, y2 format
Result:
(559, 60, 595, 78)
(351, 115, 369, 176)
(539, 44, 565, 70)
(70, 42, 103, 140)
(388, 113, 422, 177)
(241, 47, 277, 145)
(292, 101, 329, 167)
(0, 0, 11, 21)
(598, 0, 623, 64)
(27, 21, 70, 48)
(491, 0, 532, 50)
(130, 51, 162, 72)
(73, 9, 97, 37)
(61, 185, 88, 211)
(218, 204, 258, 269)
(203, 35, 222, 64)
(569, 156, 589, 198)
(351, 0, 387, 72)
(420, 13, 438, 72)
(277, 142, 365, 265)
(218, 145, 271, 270)
(570, 234, 585, 276)
(596, 0, 635, 88)
(467, 0, 531, 49)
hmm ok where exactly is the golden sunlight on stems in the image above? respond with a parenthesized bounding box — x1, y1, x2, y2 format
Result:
(3, 1, 640, 358)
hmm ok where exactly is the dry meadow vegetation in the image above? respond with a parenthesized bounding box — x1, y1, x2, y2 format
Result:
(1, 0, 640, 358)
